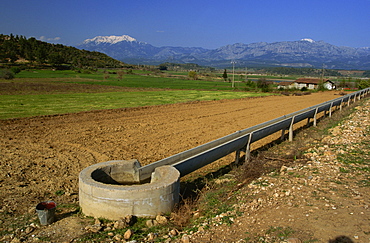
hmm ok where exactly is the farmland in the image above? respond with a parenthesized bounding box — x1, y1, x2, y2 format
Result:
(0, 68, 368, 242)
(1, 69, 277, 119)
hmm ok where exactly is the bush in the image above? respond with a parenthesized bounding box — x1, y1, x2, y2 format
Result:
(257, 78, 271, 92)
(10, 67, 21, 74)
(188, 71, 198, 80)
(0, 69, 15, 79)
(358, 79, 370, 90)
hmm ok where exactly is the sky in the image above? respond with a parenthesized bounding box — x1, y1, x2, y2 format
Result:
(1, 0, 369, 49)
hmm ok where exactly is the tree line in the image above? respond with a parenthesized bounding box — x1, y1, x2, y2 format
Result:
(263, 67, 342, 77)
(0, 34, 125, 69)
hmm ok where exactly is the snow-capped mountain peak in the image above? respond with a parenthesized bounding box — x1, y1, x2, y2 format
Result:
(300, 38, 315, 43)
(83, 35, 137, 44)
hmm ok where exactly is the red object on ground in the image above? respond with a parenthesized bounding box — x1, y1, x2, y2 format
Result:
(36, 201, 56, 210)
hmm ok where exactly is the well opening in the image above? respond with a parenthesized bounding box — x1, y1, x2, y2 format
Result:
(90, 159, 142, 185)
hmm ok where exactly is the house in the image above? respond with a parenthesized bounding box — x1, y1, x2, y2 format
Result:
(292, 78, 336, 90)
(276, 81, 294, 89)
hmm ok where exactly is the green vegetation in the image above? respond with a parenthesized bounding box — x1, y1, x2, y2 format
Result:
(265, 66, 342, 77)
(363, 70, 370, 77)
(158, 62, 215, 72)
(0, 87, 272, 119)
(2, 62, 370, 120)
(1, 64, 282, 120)
(0, 34, 125, 69)
(0, 69, 14, 79)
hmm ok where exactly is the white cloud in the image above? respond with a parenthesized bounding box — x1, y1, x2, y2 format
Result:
(39, 36, 61, 42)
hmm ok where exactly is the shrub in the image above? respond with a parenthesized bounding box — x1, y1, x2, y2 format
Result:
(188, 71, 198, 80)
(0, 69, 15, 79)
(358, 79, 370, 89)
(10, 67, 21, 74)
(257, 78, 271, 92)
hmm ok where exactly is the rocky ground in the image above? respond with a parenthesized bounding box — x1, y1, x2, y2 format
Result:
(0, 89, 368, 243)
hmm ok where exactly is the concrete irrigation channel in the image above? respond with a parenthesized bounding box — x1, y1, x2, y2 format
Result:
(79, 88, 370, 219)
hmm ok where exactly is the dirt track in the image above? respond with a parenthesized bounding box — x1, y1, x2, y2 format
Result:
(0, 92, 341, 217)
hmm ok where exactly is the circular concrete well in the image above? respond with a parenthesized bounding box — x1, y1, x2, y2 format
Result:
(79, 160, 180, 220)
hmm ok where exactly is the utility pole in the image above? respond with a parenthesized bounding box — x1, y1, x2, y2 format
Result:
(231, 61, 236, 88)
(321, 64, 325, 82)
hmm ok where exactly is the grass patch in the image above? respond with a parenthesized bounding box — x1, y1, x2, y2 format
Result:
(358, 178, 370, 187)
(0, 90, 272, 119)
(15, 69, 250, 91)
(195, 179, 239, 220)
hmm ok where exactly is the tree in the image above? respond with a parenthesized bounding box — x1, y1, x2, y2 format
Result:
(35, 47, 47, 64)
(222, 69, 228, 81)
(48, 52, 65, 66)
(158, 64, 168, 71)
(117, 70, 124, 80)
(257, 78, 271, 92)
(188, 71, 198, 80)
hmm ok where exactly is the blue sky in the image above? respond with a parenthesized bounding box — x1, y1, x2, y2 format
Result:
(1, 0, 369, 49)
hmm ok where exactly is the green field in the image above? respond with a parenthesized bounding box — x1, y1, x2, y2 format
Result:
(15, 69, 241, 90)
(0, 69, 277, 119)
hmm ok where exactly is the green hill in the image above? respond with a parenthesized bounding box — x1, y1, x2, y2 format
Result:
(0, 34, 125, 69)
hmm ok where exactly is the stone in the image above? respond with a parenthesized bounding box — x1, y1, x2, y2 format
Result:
(124, 215, 134, 225)
(114, 215, 133, 229)
(198, 226, 205, 232)
(156, 215, 168, 225)
(169, 229, 178, 236)
(280, 165, 288, 172)
(146, 219, 158, 227)
(113, 234, 122, 241)
(94, 218, 101, 225)
(25, 226, 34, 234)
(147, 232, 156, 241)
(85, 224, 102, 233)
(181, 234, 191, 243)
(124, 229, 133, 239)
(286, 238, 302, 243)
(104, 226, 112, 231)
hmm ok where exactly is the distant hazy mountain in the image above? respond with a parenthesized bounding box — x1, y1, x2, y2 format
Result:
(77, 35, 370, 69)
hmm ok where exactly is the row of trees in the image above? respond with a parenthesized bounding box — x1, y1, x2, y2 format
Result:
(158, 62, 215, 72)
(264, 67, 342, 77)
(0, 34, 125, 69)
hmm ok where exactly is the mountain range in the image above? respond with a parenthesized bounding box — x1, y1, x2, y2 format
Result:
(77, 35, 370, 70)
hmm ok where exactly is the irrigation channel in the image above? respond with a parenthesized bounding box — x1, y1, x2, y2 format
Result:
(79, 88, 370, 219)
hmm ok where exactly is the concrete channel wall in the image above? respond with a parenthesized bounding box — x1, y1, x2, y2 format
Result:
(138, 88, 370, 181)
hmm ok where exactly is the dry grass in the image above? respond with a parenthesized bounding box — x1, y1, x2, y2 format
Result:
(170, 196, 199, 229)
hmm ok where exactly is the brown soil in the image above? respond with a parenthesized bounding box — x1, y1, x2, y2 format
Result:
(0, 90, 367, 242)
